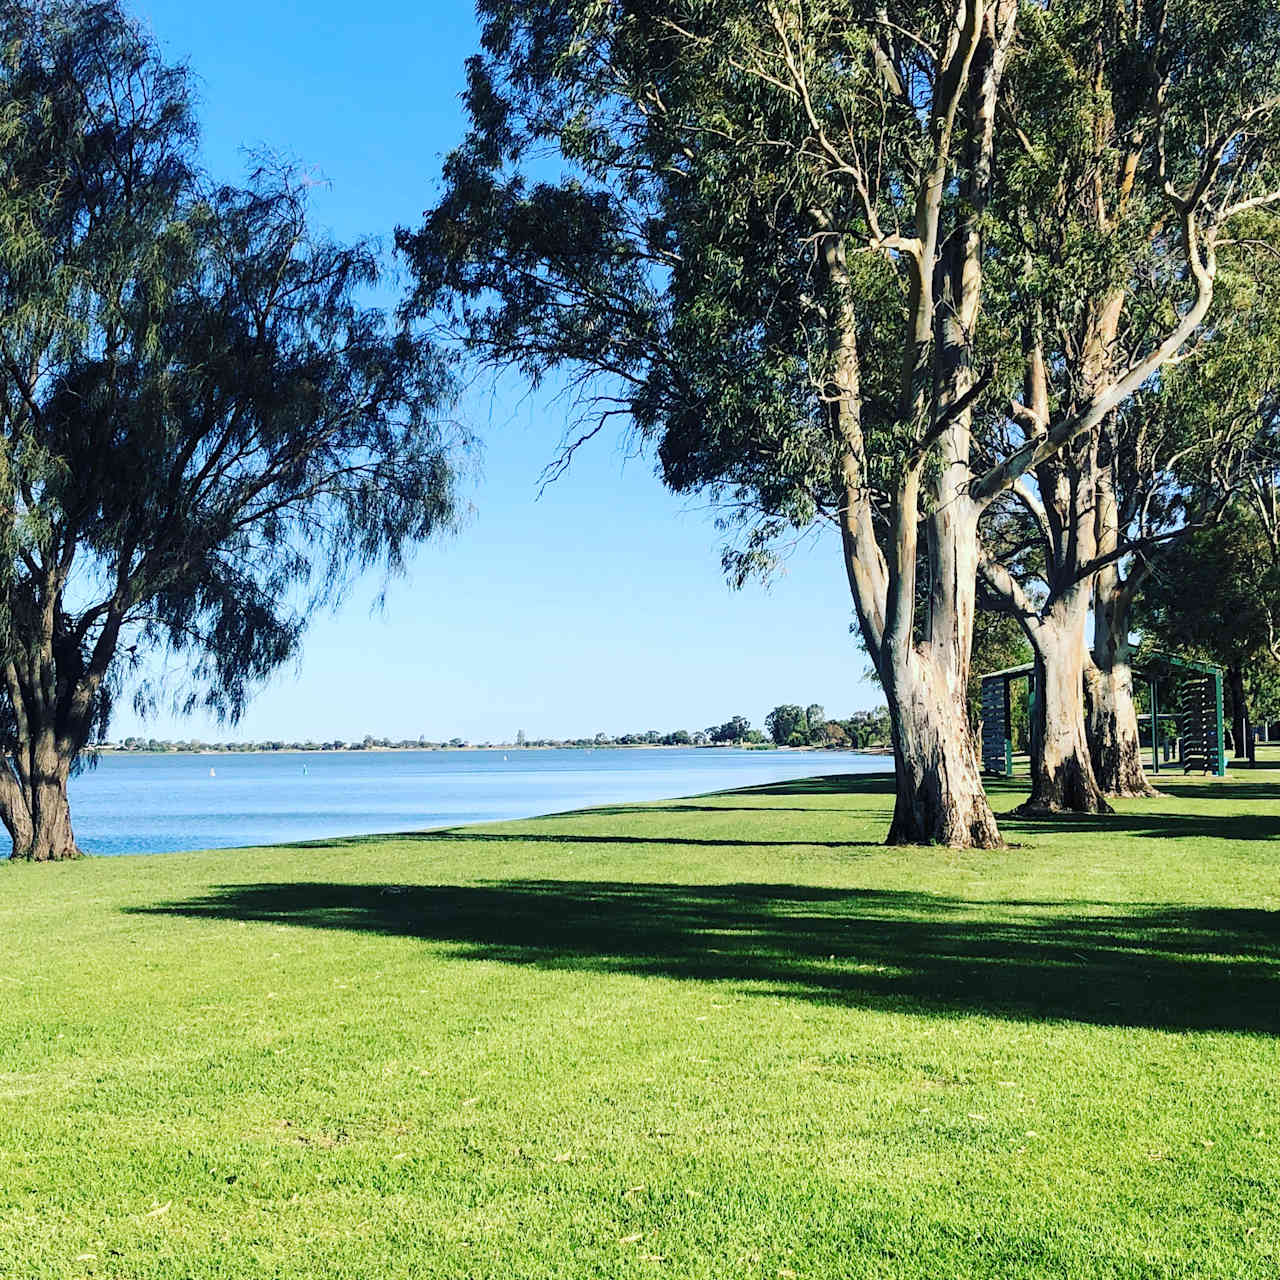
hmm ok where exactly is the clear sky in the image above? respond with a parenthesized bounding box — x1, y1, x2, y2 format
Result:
(110, 0, 882, 744)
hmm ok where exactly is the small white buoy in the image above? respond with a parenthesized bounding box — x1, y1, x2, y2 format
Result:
(209, 767, 216, 778)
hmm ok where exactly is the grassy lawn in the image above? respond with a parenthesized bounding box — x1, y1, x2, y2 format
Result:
(2, 758, 1279, 1278)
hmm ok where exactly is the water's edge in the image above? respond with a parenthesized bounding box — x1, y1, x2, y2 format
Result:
(68, 747, 893, 857)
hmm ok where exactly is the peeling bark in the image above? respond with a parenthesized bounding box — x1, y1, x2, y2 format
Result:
(817, 0, 1014, 850)
(843, 482, 1002, 849)
(887, 490, 1002, 848)
(1085, 660, 1156, 798)
(1087, 554, 1157, 797)
(885, 647, 1002, 847)
(1020, 596, 1113, 817)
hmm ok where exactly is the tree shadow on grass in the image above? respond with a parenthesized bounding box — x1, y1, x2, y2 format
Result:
(1152, 778, 1280, 804)
(306, 830, 885, 850)
(569, 801, 892, 818)
(294, 793, 1278, 848)
(130, 880, 1280, 1035)
(999, 808, 1280, 842)
(1223, 758, 1280, 772)
(736, 773, 894, 796)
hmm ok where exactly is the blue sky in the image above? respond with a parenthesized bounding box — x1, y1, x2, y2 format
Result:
(111, 0, 883, 744)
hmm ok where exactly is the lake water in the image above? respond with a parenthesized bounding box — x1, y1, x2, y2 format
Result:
(68, 747, 891, 856)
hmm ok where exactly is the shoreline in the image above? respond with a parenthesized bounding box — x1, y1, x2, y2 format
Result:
(94, 743, 895, 758)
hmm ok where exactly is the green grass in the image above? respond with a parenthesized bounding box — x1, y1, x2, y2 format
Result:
(2, 758, 1280, 1278)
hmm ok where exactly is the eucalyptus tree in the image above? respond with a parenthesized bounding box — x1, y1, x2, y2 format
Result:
(766, 705, 809, 747)
(406, 0, 1280, 844)
(1085, 272, 1280, 795)
(975, 2, 1280, 813)
(0, 3, 463, 860)
(1005, 217, 1280, 802)
(979, 333, 1266, 805)
(407, 0, 1024, 847)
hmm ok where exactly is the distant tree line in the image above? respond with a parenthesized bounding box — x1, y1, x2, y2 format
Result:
(109, 714, 892, 753)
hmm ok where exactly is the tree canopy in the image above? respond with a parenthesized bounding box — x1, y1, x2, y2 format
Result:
(404, 0, 1280, 845)
(1140, 503, 1280, 758)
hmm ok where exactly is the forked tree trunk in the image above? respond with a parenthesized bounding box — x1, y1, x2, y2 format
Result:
(0, 740, 82, 861)
(1021, 599, 1112, 816)
(823, 0, 1013, 852)
(1086, 562, 1157, 797)
(0, 582, 122, 862)
(840, 477, 1002, 849)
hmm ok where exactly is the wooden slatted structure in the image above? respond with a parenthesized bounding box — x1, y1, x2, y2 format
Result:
(977, 652, 1225, 779)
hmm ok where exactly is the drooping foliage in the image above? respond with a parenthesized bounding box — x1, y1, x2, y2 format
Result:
(0, 1, 464, 858)
(404, 1, 966, 565)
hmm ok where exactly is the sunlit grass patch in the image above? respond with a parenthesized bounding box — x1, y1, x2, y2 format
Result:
(1, 758, 1278, 1278)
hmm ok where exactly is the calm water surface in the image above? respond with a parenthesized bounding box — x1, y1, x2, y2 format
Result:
(68, 747, 890, 856)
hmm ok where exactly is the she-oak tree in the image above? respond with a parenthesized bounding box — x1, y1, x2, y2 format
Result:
(405, 0, 1280, 847)
(0, 3, 464, 860)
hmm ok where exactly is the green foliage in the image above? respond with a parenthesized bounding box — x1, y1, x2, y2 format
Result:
(969, 612, 1032, 733)
(1099, 212, 1280, 563)
(706, 715, 751, 744)
(1140, 507, 1280, 674)
(841, 706, 892, 748)
(399, 2, 985, 579)
(975, 5, 1280, 637)
(407, 0, 1280, 582)
(0, 2, 463, 775)
(804, 705, 826, 744)
(1139, 501, 1280, 746)
(765, 703, 840, 746)
(765, 705, 808, 747)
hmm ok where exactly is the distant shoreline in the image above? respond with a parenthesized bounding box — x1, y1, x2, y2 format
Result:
(95, 743, 894, 757)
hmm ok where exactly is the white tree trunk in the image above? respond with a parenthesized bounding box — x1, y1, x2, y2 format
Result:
(874, 497, 1001, 848)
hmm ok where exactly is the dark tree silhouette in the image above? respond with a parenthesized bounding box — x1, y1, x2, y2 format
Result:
(0, 3, 465, 859)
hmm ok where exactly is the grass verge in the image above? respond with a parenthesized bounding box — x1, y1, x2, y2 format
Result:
(1, 759, 1278, 1277)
